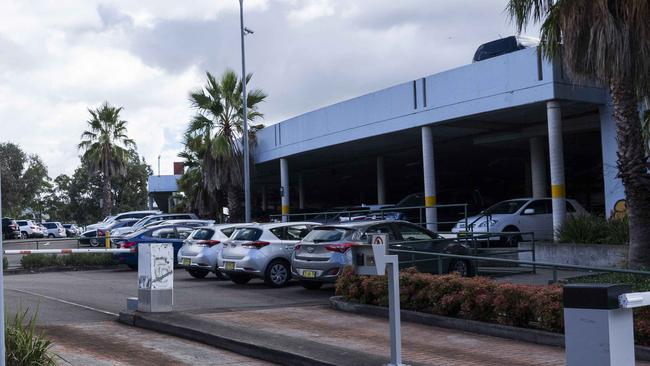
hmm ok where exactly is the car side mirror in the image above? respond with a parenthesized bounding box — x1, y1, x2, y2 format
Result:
(523, 208, 535, 215)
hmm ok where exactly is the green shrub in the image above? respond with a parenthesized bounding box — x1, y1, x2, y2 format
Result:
(557, 214, 629, 245)
(568, 272, 650, 292)
(20, 255, 60, 269)
(335, 267, 650, 345)
(6, 309, 57, 366)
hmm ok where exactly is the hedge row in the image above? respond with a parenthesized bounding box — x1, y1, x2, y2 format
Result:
(335, 267, 650, 345)
(20, 253, 118, 269)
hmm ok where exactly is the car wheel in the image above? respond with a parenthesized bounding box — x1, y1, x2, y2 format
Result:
(127, 264, 138, 270)
(21, 232, 27, 239)
(229, 274, 251, 284)
(187, 268, 209, 279)
(448, 260, 474, 277)
(501, 226, 521, 247)
(264, 260, 291, 288)
(90, 238, 99, 247)
(47, 234, 54, 238)
(299, 280, 323, 290)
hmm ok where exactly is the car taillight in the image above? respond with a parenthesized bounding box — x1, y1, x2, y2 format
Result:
(122, 241, 137, 248)
(241, 241, 270, 249)
(30, 226, 37, 229)
(325, 243, 354, 253)
(198, 240, 221, 247)
(97, 230, 105, 236)
(294, 244, 302, 251)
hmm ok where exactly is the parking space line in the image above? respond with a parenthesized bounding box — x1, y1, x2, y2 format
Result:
(6, 288, 118, 317)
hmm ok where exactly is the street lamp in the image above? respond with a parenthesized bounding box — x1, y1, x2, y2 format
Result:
(239, 0, 252, 223)
(157, 155, 161, 177)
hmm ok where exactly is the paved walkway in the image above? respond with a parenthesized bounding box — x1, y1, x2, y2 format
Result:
(201, 305, 650, 366)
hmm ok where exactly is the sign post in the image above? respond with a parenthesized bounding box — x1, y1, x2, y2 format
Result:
(352, 234, 406, 366)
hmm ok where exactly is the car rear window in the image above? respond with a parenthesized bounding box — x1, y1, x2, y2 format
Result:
(221, 227, 236, 237)
(191, 228, 215, 240)
(232, 228, 262, 241)
(303, 227, 353, 243)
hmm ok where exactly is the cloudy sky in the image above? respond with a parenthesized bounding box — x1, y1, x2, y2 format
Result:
(0, 0, 537, 177)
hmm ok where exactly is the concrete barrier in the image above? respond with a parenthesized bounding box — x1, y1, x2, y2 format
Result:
(519, 242, 627, 268)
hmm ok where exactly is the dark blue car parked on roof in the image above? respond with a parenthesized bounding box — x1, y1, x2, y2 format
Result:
(114, 224, 197, 269)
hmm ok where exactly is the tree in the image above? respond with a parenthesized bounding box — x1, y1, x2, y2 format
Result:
(184, 70, 267, 221)
(507, 0, 650, 267)
(0, 143, 50, 218)
(78, 102, 137, 218)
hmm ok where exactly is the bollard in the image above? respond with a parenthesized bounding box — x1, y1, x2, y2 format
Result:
(137, 243, 173, 312)
(564, 284, 633, 366)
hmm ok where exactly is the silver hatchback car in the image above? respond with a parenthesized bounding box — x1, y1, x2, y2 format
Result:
(218, 222, 320, 287)
(291, 220, 475, 290)
(177, 223, 251, 279)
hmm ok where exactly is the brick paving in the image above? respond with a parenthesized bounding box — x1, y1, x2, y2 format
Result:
(202, 305, 650, 366)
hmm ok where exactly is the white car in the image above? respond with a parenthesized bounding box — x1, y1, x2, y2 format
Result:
(218, 222, 321, 287)
(177, 223, 251, 279)
(42, 222, 67, 238)
(86, 210, 161, 231)
(16, 220, 45, 239)
(451, 198, 587, 244)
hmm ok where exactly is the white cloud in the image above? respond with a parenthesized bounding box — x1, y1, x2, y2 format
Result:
(287, 0, 335, 24)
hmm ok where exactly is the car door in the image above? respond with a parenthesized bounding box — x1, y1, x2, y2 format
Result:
(518, 199, 553, 241)
(394, 222, 445, 274)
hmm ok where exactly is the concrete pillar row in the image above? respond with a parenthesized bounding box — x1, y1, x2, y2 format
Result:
(377, 156, 386, 205)
(421, 126, 438, 231)
(261, 185, 267, 211)
(298, 173, 305, 210)
(280, 158, 289, 222)
(547, 100, 566, 241)
(530, 136, 548, 198)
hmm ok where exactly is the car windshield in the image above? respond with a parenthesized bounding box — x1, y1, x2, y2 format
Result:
(483, 200, 528, 215)
(232, 228, 263, 241)
(190, 228, 215, 240)
(303, 227, 352, 243)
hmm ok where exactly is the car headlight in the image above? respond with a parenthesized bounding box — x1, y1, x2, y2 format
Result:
(478, 220, 498, 228)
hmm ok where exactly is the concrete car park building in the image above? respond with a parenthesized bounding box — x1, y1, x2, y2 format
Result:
(251, 46, 625, 234)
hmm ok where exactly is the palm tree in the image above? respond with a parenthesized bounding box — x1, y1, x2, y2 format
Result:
(507, 0, 650, 268)
(78, 102, 136, 217)
(186, 70, 267, 221)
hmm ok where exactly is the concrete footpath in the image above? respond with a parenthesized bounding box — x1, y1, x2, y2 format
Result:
(120, 303, 650, 366)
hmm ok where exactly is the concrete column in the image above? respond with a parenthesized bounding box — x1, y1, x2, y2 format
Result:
(298, 173, 305, 210)
(377, 156, 386, 204)
(421, 126, 438, 231)
(148, 196, 154, 210)
(530, 136, 548, 198)
(261, 185, 267, 211)
(280, 158, 289, 222)
(547, 100, 566, 240)
(600, 99, 626, 219)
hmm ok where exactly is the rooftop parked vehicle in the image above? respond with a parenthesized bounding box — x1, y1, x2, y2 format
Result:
(472, 35, 539, 63)
(85, 210, 162, 231)
(177, 223, 251, 279)
(113, 224, 197, 270)
(2, 218, 21, 240)
(218, 222, 320, 287)
(451, 197, 588, 244)
(291, 220, 474, 290)
(42, 222, 67, 238)
(16, 220, 45, 239)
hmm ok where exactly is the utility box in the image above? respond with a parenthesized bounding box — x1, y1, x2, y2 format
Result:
(137, 243, 174, 312)
(351, 234, 388, 275)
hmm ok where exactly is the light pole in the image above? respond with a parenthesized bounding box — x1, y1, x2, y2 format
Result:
(239, 0, 252, 223)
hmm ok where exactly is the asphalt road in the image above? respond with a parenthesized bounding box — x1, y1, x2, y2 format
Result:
(4, 268, 333, 364)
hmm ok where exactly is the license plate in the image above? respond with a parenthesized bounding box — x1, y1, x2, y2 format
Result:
(302, 270, 317, 278)
(225, 262, 235, 271)
(182, 258, 191, 266)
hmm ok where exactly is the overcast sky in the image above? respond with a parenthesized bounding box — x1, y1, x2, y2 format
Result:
(0, 0, 537, 177)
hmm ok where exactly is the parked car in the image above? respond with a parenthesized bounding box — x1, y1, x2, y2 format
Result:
(291, 220, 474, 290)
(472, 35, 539, 63)
(110, 213, 199, 237)
(62, 224, 81, 237)
(177, 223, 251, 279)
(451, 198, 588, 244)
(218, 222, 321, 287)
(80, 219, 139, 246)
(113, 224, 198, 270)
(85, 210, 161, 231)
(16, 220, 45, 239)
(42, 222, 67, 238)
(2, 218, 21, 240)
